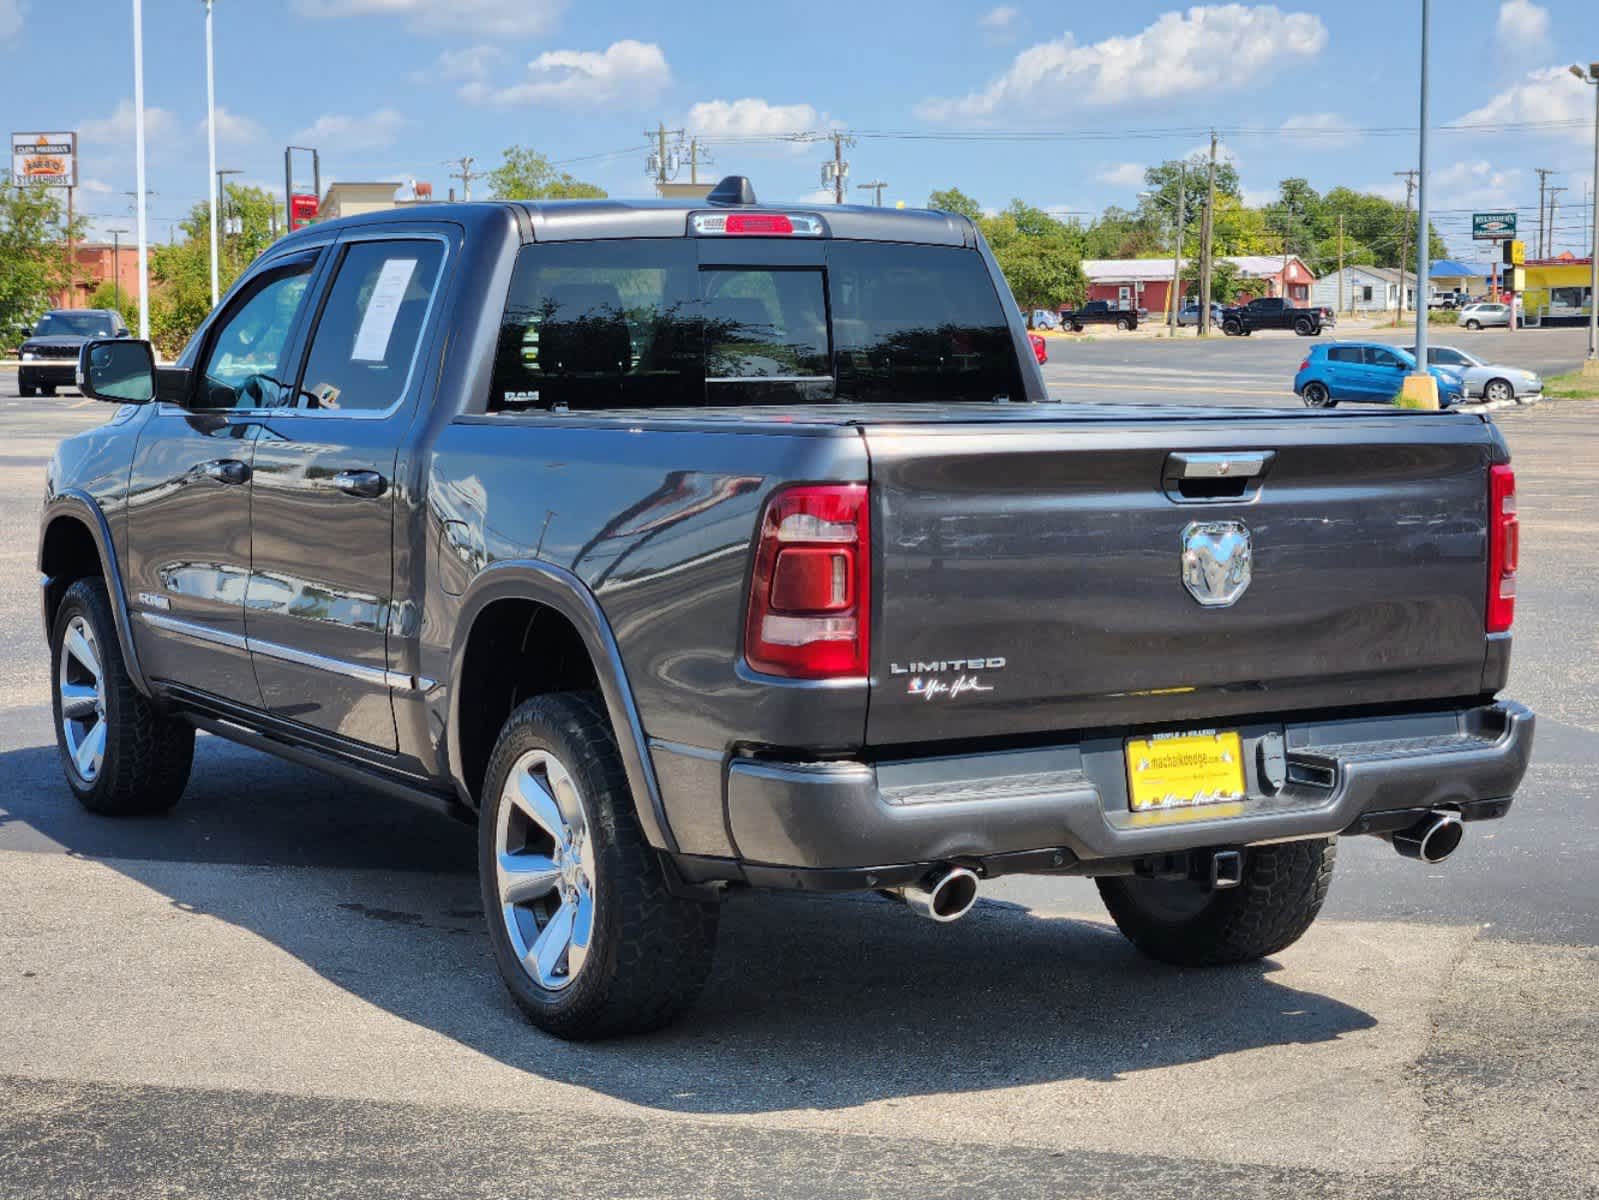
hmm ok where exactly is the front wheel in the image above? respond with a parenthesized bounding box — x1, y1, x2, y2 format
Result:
(51, 577, 194, 815)
(18, 383, 37, 397)
(1465, 319, 1481, 330)
(1301, 381, 1335, 408)
(479, 692, 719, 1040)
(1097, 838, 1336, 966)
(1222, 320, 1241, 337)
(1483, 378, 1514, 404)
(1115, 318, 1130, 331)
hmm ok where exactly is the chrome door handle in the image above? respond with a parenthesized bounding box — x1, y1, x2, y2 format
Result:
(332, 469, 387, 499)
(199, 459, 250, 485)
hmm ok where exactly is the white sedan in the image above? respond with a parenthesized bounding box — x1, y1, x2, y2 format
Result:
(1457, 302, 1511, 330)
(1414, 344, 1542, 403)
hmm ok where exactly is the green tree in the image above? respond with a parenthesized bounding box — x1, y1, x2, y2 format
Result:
(1081, 206, 1163, 259)
(927, 187, 982, 220)
(487, 146, 607, 200)
(147, 182, 281, 356)
(89, 281, 139, 331)
(1181, 258, 1252, 303)
(979, 205, 1086, 309)
(0, 174, 74, 335)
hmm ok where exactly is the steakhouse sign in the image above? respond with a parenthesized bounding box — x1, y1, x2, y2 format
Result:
(11, 132, 77, 187)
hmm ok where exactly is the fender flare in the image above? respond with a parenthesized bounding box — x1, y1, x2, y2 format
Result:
(447, 559, 677, 853)
(38, 490, 153, 698)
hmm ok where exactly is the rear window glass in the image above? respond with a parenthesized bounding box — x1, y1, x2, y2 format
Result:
(1327, 346, 1361, 363)
(488, 238, 1022, 412)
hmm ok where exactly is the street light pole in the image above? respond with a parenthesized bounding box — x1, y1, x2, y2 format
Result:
(131, 0, 150, 342)
(107, 227, 130, 314)
(205, 0, 220, 307)
(215, 168, 243, 280)
(1399, 0, 1437, 408)
(1572, 63, 1599, 370)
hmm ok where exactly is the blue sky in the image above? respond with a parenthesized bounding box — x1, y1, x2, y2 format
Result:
(2, 0, 1595, 259)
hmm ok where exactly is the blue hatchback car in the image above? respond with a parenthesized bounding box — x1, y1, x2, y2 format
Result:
(1293, 343, 1463, 408)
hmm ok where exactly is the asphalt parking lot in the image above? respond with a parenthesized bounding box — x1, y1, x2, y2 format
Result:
(3, 335, 1597, 1199)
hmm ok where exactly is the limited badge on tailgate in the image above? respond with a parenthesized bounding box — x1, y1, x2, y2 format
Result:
(1126, 729, 1246, 811)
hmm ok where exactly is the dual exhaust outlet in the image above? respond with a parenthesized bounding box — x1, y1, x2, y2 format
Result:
(887, 810, 1464, 924)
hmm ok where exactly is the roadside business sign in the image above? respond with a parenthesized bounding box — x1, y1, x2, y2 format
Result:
(1472, 211, 1517, 241)
(10, 131, 77, 187)
(1503, 239, 1526, 266)
(289, 193, 319, 231)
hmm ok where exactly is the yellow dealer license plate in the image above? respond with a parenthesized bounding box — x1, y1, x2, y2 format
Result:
(1126, 730, 1246, 812)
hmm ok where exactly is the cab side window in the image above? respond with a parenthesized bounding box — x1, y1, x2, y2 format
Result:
(195, 257, 317, 410)
(294, 239, 445, 413)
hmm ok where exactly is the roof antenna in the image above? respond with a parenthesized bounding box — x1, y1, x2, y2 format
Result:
(706, 175, 757, 206)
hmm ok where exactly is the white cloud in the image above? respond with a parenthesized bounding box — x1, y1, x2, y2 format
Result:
(685, 98, 820, 154)
(917, 5, 1327, 123)
(195, 107, 265, 147)
(290, 107, 408, 151)
(461, 40, 670, 108)
(414, 44, 505, 84)
(1431, 160, 1524, 210)
(795, 187, 838, 205)
(1096, 162, 1146, 188)
(0, 0, 25, 41)
(979, 5, 1019, 35)
(1240, 185, 1279, 207)
(1457, 65, 1593, 141)
(80, 98, 180, 146)
(294, 0, 564, 37)
(79, 178, 114, 195)
(1495, 0, 1549, 51)
(1279, 111, 1360, 148)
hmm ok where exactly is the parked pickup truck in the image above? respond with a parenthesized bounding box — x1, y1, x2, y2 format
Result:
(1058, 299, 1140, 331)
(43, 177, 1533, 1040)
(1221, 296, 1335, 336)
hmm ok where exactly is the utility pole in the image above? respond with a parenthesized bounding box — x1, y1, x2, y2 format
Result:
(643, 124, 684, 189)
(1547, 186, 1566, 257)
(1411, 0, 1434, 386)
(820, 131, 855, 205)
(1535, 167, 1556, 258)
(1198, 129, 1218, 336)
(1337, 212, 1346, 315)
(1393, 168, 1418, 326)
(1168, 163, 1186, 335)
(1571, 62, 1599, 369)
(856, 179, 887, 206)
(687, 137, 710, 186)
(448, 156, 478, 202)
(205, 0, 219, 306)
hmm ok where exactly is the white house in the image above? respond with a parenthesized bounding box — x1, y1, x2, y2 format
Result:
(1310, 265, 1409, 314)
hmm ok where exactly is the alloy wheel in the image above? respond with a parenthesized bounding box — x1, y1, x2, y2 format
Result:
(58, 615, 107, 783)
(495, 749, 596, 991)
(1485, 380, 1513, 403)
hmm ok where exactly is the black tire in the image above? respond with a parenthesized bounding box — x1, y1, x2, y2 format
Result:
(1115, 317, 1130, 331)
(478, 692, 719, 1040)
(40, 384, 57, 396)
(1483, 378, 1514, 404)
(1071, 321, 1084, 333)
(1465, 319, 1481, 330)
(1096, 838, 1336, 967)
(50, 577, 193, 816)
(19, 384, 36, 397)
(1222, 320, 1241, 336)
(1293, 317, 1313, 335)
(1301, 381, 1335, 408)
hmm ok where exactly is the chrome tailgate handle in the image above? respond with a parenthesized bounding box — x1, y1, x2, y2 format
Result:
(1162, 451, 1275, 503)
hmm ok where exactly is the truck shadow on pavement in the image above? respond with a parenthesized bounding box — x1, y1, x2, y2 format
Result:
(2, 733, 1378, 1113)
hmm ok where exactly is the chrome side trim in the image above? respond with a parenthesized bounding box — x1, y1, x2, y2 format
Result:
(138, 610, 248, 651)
(135, 610, 432, 691)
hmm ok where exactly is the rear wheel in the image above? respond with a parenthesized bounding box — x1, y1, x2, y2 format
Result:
(51, 577, 194, 815)
(1465, 319, 1481, 330)
(479, 692, 719, 1040)
(1293, 317, 1313, 335)
(1071, 321, 1084, 333)
(1301, 381, 1334, 408)
(1483, 378, 1514, 404)
(1097, 838, 1336, 966)
(1115, 317, 1130, 331)
(19, 383, 37, 397)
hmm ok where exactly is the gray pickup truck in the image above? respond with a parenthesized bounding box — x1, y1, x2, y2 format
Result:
(42, 177, 1533, 1039)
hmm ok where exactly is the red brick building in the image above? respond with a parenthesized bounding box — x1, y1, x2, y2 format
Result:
(48, 242, 141, 310)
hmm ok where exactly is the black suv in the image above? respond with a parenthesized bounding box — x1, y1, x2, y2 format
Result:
(19, 308, 130, 396)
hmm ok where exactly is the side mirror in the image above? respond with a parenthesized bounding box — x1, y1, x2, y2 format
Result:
(78, 338, 157, 404)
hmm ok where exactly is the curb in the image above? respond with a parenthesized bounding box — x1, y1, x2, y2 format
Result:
(1455, 395, 1539, 415)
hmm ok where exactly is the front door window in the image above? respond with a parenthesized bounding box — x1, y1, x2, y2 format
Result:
(195, 256, 317, 410)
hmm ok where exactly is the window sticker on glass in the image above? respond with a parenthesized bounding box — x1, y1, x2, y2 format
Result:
(351, 257, 419, 362)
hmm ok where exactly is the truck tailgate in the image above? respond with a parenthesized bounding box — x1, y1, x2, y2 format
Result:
(863, 413, 1497, 747)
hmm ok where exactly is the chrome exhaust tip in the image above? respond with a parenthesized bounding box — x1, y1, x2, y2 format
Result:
(1393, 810, 1465, 864)
(888, 866, 980, 923)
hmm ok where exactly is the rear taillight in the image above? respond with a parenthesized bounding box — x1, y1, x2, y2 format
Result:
(1487, 463, 1517, 633)
(743, 484, 869, 678)
(1299, 358, 1310, 372)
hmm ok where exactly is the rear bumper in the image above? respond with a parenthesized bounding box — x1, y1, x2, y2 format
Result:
(685, 701, 1533, 889)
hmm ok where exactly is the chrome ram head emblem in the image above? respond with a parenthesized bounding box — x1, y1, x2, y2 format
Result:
(1181, 520, 1252, 608)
